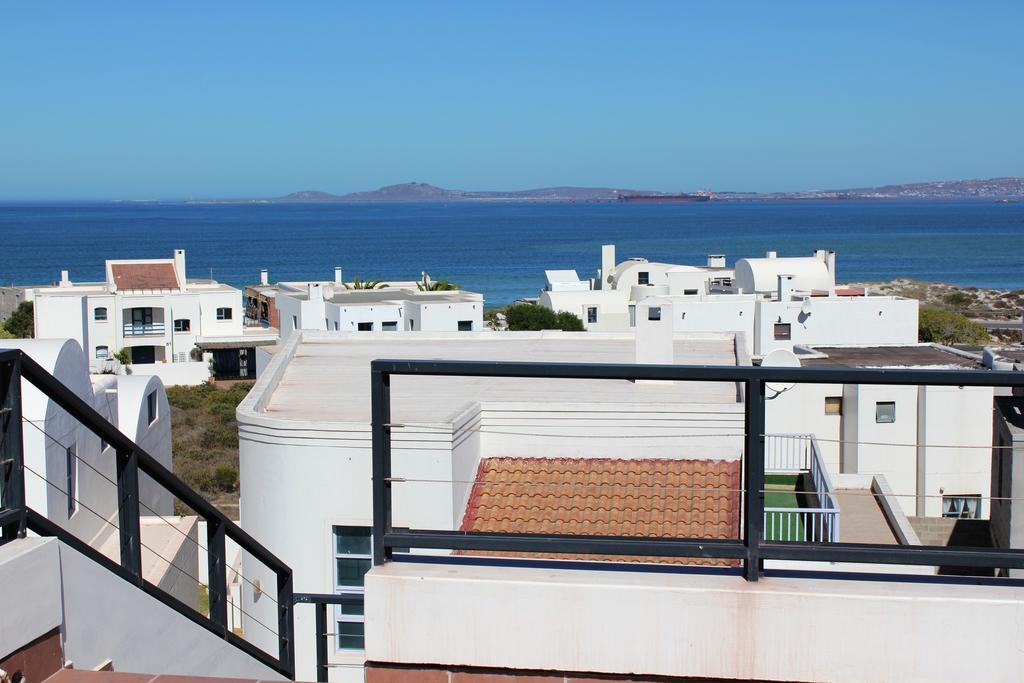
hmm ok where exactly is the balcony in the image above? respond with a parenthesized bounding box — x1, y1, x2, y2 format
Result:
(122, 322, 165, 337)
(763, 433, 840, 543)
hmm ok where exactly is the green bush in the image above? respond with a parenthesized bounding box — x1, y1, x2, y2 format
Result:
(918, 306, 990, 345)
(212, 465, 239, 492)
(942, 291, 973, 309)
(1, 301, 33, 338)
(504, 303, 584, 331)
(200, 423, 238, 449)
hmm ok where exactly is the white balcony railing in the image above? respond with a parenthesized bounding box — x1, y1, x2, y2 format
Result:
(764, 433, 840, 543)
(122, 322, 165, 336)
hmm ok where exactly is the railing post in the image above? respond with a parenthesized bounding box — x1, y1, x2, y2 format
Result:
(278, 567, 295, 677)
(207, 517, 228, 627)
(0, 355, 26, 541)
(744, 378, 766, 581)
(315, 600, 328, 682)
(115, 447, 143, 579)
(371, 367, 392, 566)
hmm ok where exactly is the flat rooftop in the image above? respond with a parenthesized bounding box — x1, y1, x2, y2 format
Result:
(258, 332, 740, 424)
(799, 344, 983, 369)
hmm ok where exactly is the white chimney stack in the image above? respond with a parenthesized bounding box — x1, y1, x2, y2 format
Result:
(173, 249, 187, 291)
(777, 274, 794, 302)
(260, 269, 269, 286)
(766, 251, 777, 259)
(308, 283, 323, 302)
(59, 270, 70, 287)
(635, 300, 674, 368)
(707, 254, 726, 268)
(334, 266, 343, 285)
(601, 244, 616, 290)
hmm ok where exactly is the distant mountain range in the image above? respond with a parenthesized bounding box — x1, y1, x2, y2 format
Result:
(188, 177, 1024, 204)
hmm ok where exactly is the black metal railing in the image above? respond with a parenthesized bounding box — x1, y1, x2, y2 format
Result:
(293, 592, 365, 682)
(0, 348, 295, 679)
(370, 358, 1024, 582)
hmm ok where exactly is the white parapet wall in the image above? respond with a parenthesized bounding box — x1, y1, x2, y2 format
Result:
(125, 361, 211, 386)
(366, 561, 1024, 683)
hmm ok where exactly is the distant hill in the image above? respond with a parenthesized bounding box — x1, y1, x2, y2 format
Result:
(188, 177, 1024, 204)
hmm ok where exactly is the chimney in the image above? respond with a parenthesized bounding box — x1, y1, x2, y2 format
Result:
(707, 254, 726, 268)
(826, 251, 836, 282)
(308, 283, 323, 302)
(601, 244, 616, 290)
(173, 249, 187, 290)
(765, 251, 777, 259)
(777, 274, 794, 302)
(260, 269, 269, 286)
(334, 266, 343, 285)
(635, 300, 674, 369)
(59, 270, 71, 287)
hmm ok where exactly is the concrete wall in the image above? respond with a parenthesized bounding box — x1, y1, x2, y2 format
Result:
(0, 537, 283, 679)
(765, 381, 844, 472)
(125, 360, 211, 386)
(366, 561, 1024, 683)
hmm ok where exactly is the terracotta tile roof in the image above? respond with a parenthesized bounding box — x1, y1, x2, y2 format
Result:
(458, 457, 741, 566)
(111, 263, 180, 290)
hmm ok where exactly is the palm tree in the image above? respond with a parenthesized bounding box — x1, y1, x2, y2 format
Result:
(417, 272, 458, 291)
(345, 276, 388, 290)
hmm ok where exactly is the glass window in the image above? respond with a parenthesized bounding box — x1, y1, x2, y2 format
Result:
(173, 318, 190, 332)
(586, 307, 598, 324)
(216, 307, 232, 320)
(683, 289, 699, 295)
(942, 495, 981, 519)
(357, 322, 373, 331)
(457, 320, 472, 331)
(648, 307, 662, 321)
(875, 401, 896, 424)
(147, 391, 157, 424)
(334, 526, 372, 651)
(94, 307, 108, 321)
(95, 345, 109, 360)
(383, 321, 399, 331)
(628, 305, 636, 328)
(824, 397, 843, 415)
(637, 271, 650, 285)
(774, 323, 792, 340)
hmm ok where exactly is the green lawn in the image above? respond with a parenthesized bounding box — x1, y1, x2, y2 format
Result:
(763, 475, 804, 541)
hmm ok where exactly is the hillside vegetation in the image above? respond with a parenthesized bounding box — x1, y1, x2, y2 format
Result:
(166, 382, 252, 517)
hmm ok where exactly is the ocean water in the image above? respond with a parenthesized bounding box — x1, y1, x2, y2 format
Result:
(0, 200, 1021, 306)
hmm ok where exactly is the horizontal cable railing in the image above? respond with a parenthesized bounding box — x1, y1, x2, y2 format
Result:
(369, 358, 1024, 582)
(0, 348, 294, 678)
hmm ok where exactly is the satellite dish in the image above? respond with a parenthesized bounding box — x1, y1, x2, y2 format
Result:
(762, 348, 801, 394)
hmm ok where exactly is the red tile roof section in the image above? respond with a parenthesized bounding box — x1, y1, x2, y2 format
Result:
(111, 263, 180, 290)
(458, 456, 741, 566)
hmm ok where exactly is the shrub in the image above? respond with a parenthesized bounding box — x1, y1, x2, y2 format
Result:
(918, 306, 990, 345)
(212, 465, 239, 492)
(2, 301, 33, 338)
(942, 291, 973, 309)
(504, 303, 584, 331)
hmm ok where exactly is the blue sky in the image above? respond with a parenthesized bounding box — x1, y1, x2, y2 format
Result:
(1, 1, 1021, 199)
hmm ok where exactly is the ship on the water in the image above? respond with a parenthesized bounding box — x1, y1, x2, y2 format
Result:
(618, 190, 713, 203)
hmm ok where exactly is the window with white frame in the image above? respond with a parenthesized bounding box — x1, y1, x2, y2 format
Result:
(648, 306, 662, 321)
(384, 321, 399, 331)
(216, 307, 232, 320)
(637, 271, 650, 285)
(94, 307, 108, 321)
(586, 307, 598, 324)
(333, 526, 371, 650)
(942, 495, 981, 519)
(875, 401, 896, 424)
(96, 345, 109, 360)
(173, 318, 190, 332)
(146, 390, 157, 425)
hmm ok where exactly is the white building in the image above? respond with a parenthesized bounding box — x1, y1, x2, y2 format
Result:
(765, 343, 995, 521)
(539, 244, 733, 331)
(270, 269, 484, 340)
(29, 250, 276, 384)
(633, 251, 918, 357)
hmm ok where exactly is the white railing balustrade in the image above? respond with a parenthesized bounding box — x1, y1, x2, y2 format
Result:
(123, 322, 165, 336)
(764, 433, 840, 543)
